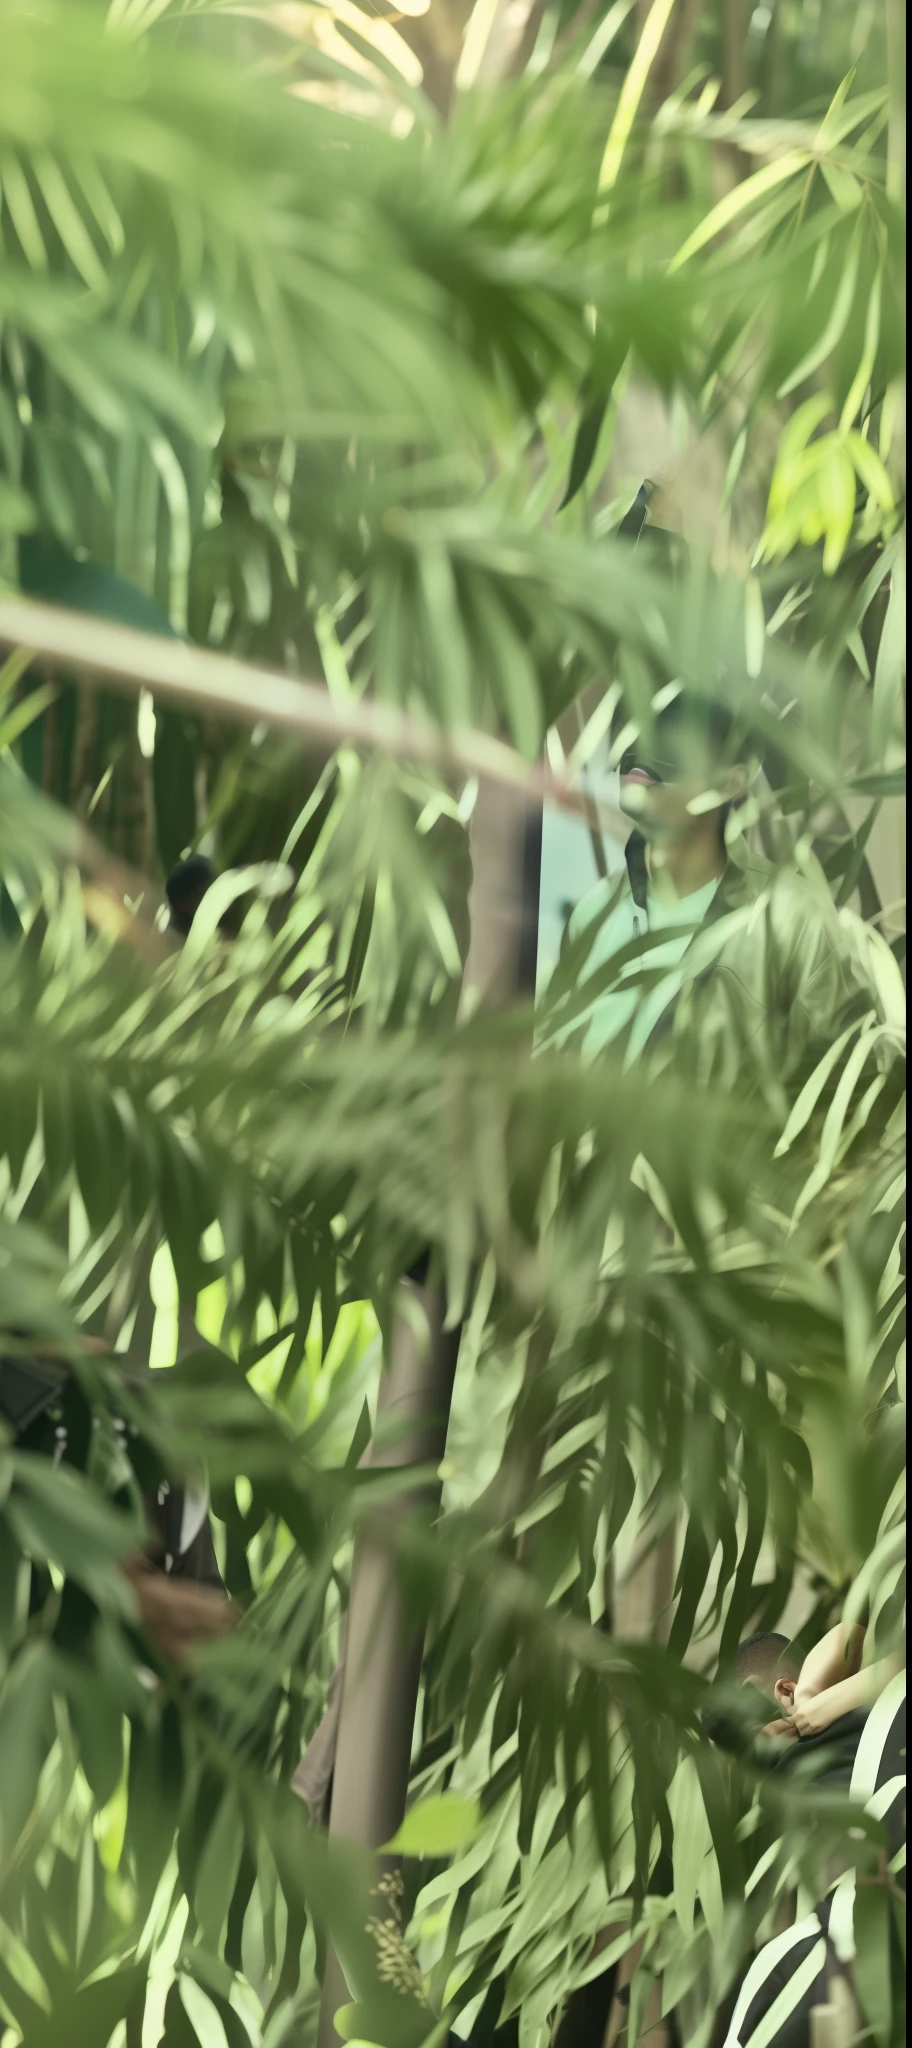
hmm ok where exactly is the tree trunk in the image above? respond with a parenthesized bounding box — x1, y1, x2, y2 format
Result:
(316, 776, 529, 2045)
(721, 0, 748, 107)
(315, 1285, 460, 2046)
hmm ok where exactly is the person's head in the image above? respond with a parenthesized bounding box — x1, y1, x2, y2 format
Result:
(165, 855, 216, 939)
(616, 692, 749, 849)
(736, 1631, 801, 1720)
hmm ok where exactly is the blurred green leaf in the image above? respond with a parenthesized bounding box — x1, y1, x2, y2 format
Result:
(386, 1794, 481, 1859)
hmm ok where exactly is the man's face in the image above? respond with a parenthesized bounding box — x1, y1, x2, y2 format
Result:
(617, 711, 742, 836)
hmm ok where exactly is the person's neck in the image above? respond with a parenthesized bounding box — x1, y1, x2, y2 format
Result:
(646, 825, 726, 902)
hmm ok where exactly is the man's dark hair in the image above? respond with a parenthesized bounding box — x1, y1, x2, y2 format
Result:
(659, 697, 741, 854)
(736, 1631, 800, 1690)
(654, 693, 735, 747)
(165, 855, 216, 937)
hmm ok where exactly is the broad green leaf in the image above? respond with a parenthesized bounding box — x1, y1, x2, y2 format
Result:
(195, 1793, 246, 1943)
(853, 1884, 893, 2046)
(7, 1455, 140, 1592)
(179, 1979, 232, 2048)
(669, 1758, 711, 1936)
(871, 551, 905, 763)
(0, 1644, 54, 1859)
(332, 2008, 386, 2047)
(386, 1794, 481, 1859)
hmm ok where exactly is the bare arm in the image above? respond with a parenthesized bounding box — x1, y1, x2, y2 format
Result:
(794, 1623, 866, 1709)
(792, 1654, 903, 1738)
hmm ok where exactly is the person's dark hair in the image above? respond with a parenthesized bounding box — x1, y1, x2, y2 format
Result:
(657, 697, 740, 856)
(653, 694, 733, 746)
(165, 855, 216, 937)
(619, 691, 747, 897)
(736, 1631, 800, 1691)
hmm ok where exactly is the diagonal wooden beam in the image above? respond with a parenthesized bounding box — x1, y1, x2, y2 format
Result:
(0, 595, 627, 844)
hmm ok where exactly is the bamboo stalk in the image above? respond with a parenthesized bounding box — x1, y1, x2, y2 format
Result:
(315, 1286, 461, 2047)
(315, 777, 528, 2045)
(0, 596, 627, 846)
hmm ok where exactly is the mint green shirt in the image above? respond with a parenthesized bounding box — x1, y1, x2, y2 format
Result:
(541, 872, 721, 1063)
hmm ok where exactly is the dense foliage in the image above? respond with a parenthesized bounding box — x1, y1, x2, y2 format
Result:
(0, 2, 905, 2044)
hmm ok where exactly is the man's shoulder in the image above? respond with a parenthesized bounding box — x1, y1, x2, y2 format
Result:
(717, 854, 839, 923)
(712, 858, 872, 981)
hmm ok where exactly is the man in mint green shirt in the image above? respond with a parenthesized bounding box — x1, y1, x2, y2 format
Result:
(539, 693, 747, 1063)
(538, 689, 882, 1106)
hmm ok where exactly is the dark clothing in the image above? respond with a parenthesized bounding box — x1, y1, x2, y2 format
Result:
(724, 1694, 906, 2047)
(146, 1478, 225, 1593)
(771, 1704, 905, 1874)
(3, 1347, 226, 1598)
(770, 1709, 870, 1794)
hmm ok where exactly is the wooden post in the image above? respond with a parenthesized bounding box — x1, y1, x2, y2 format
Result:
(316, 1285, 460, 2046)
(316, 777, 529, 2046)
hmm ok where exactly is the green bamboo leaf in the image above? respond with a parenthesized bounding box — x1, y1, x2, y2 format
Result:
(177, 1980, 233, 2048)
(720, 424, 748, 513)
(0, 476, 38, 534)
(819, 159, 862, 213)
(0, 151, 48, 269)
(870, 551, 905, 763)
(843, 1528, 906, 1631)
(598, 0, 678, 195)
(0, 647, 35, 707)
(669, 154, 810, 271)
(385, 1794, 480, 1858)
(195, 1793, 246, 1943)
(812, 68, 857, 152)
(17, 1962, 149, 2048)
(471, 584, 543, 761)
(417, 546, 473, 730)
(773, 1021, 859, 1156)
(846, 431, 894, 512)
(853, 1883, 893, 2046)
(0, 683, 58, 753)
(0, 1643, 54, 1858)
(332, 2013, 385, 2048)
(6, 1458, 138, 1594)
(577, 0, 637, 80)
(777, 237, 861, 398)
(821, 443, 857, 573)
(847, 771, 905, 797)
(30, 152, 108, 294)
(813, 84, 889, 152)
(668, 1757, 711, 1936)
(69, 154, 124, 256)
(840, 265, 883, 433)
(793, 1025, 884, 1217)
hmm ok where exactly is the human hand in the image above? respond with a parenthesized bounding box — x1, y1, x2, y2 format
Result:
(760, 1715, 799, 1741)
(791, 1692, 833, 1737)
